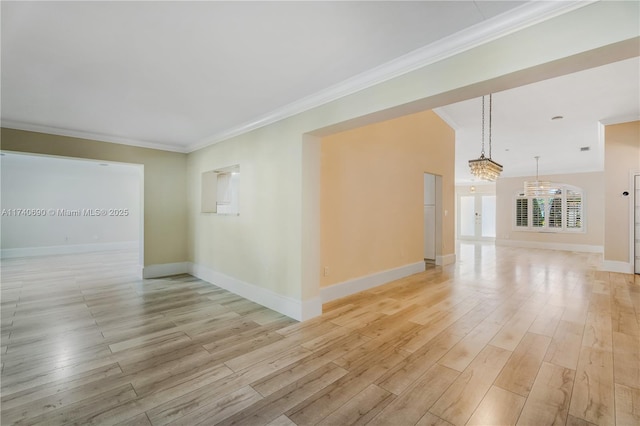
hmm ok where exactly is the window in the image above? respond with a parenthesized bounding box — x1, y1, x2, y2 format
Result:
(532, 198, 545, 228)
(515, 198, 528, 227)
(548, 197, 562, 228)
(566, 190, 582, 229)
(201, 165, 240, 215)
(514, 185, 584, 232)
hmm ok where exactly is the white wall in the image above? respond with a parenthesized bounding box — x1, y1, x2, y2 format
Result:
(1, 153, 141, 257)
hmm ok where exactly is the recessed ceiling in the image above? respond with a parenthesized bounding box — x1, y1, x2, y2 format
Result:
(437, 56, 640, 183)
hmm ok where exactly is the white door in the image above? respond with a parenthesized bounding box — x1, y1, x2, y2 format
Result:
(424, 205, 436, 259)
(458, 194, 496, 241)
(424, 174, 436, 260)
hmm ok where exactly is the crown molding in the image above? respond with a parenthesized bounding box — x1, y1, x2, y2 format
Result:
(1, 120, 189, 154)
(433, 108, 460, 131)
(599, 114, 640, 126)
(188, 0, 595, 152)
(2, 1, 595, 154)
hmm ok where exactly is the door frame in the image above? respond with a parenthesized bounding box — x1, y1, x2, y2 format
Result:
(456, 192, 496, 242)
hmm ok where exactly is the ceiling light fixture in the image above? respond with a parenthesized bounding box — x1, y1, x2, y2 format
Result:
(524, 156, 558, 196)
(468, 94, 502, 181)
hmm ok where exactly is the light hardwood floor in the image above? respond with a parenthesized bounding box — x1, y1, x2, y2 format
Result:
(1, 244, 638, 425)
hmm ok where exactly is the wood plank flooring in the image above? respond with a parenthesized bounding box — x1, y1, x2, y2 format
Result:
(1, 244, 639, 425)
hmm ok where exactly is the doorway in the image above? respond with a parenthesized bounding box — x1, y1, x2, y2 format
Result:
(457, 193, 496, 241)
(0, 152, 144, 276)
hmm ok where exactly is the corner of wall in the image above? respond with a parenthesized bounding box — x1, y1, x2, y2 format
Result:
(142, 262, 190, 279)
(601, 260, 633, 274)
(188, 261, 319, 321)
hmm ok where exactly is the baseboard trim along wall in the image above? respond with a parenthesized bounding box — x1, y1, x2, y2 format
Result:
(188, 262, 322, 321)
(495, 239, 604, 254)
(0, 241, 139, 259)
(320, 261, 426, 304)
(601, 260, 634, 274)
(142, 262, 190, 279)
(145, 260, 434, 321)
(436, 253, 456, 266)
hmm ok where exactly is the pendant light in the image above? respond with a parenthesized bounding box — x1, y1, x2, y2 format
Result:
(524, 156, 557, 196)
(468, 94, 503, 181)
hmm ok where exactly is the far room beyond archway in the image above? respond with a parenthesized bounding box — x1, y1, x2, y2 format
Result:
(318, 109, 455, 304)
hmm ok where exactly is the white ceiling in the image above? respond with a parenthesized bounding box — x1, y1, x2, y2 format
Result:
(2, 1, 638, 183)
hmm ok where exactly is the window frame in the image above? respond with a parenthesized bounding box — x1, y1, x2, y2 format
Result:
(513, 184, 585, 233)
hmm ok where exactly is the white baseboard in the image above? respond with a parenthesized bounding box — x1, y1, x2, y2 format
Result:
(142, 262, 190, 279)
(495, 239, 604, 254)
(320, 261, 426, 304)
(188, 262, 321, 321)
(0, 241, 139, 259)
(436, 253, 456, 266)
(601, 260, 634, 274)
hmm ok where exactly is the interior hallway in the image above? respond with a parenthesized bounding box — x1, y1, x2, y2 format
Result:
(1, 243, 638, 425)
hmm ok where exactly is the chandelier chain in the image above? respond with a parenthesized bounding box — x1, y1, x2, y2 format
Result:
(489, 94, 492, 159)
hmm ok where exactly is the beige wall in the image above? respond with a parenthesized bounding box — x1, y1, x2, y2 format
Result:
(604, 121, 640, 263)
(495, 172, 605, 249)
(455, 183, 495, 240)
(320, 110, 454, 288)
(0, 128, 188, 267)
(456, 183, 496, 195)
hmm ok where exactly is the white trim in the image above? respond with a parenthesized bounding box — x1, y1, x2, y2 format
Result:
(188, 1, 592, 152)
(320, 261, 426, 304)
(299, 297, 323, 322)
(188, 262, 319, 321)
(1, 241, 139, 259)
(599, 115, 640, 126)
(1, 120, 188, 154)
(301, 134, 323, 320)
(432, 108, 460, 131)
(142, 262, 190, 279)
(601, 260, 633, 274)
(436, 253, 456, 266)
(496, 239, 603, 254)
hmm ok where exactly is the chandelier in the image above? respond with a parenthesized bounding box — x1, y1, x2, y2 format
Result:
(468, 94, 503, 181)
(524, 156, 558, 196)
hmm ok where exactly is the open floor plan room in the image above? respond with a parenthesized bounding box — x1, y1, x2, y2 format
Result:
(1, 244, 638, 425)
